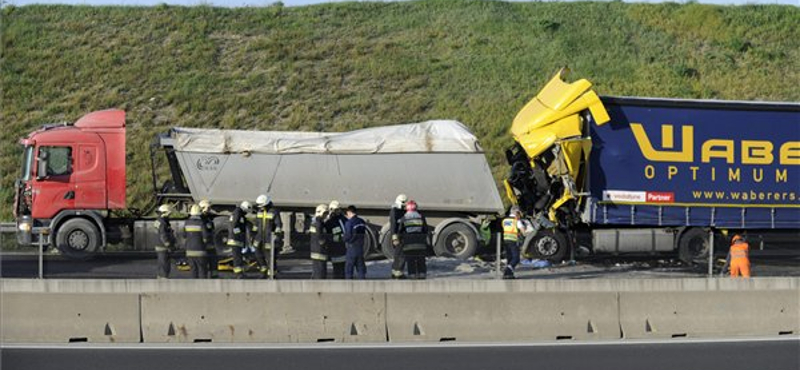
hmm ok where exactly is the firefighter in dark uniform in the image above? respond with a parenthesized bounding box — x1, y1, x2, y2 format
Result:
(398, 200, 429, 280)
(252, 194, 283, 279)
(227, 200, 252, 279)
(310, 204, 329, 279)
(324, 200, 347, 279)
(198, 199, 218, 278)
(389, 194, 408, 279)
(183, 205, 208, 279)
(502, 205, 530, 279)
(154, 204, 176, 279)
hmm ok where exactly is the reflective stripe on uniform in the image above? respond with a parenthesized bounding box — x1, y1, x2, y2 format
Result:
(403, 244, 427, 251)
(184, 226, 203, 232)
(330, 255, 347, 263)
(155, 246, 169, 252)
(227, 239, 243, 247)
(391, 269, 404, 277)
(186, 250, 207, 257)
(309, 226, 317, 233)
(233, 266, 243, 273)
(233, 227, 241, 234)
(310, 252, 328, 261)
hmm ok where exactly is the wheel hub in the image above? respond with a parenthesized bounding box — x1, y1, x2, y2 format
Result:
(536, 236, 559, 256)
(68, 230, 89, 251)
(447, 232, 467, 254)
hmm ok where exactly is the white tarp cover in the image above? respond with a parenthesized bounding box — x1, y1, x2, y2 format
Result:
(171, 120, 483, 154)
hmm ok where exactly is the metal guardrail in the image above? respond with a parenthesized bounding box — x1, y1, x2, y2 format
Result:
(1, 222, 15, 233)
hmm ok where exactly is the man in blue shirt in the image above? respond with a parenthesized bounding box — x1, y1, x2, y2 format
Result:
(344, 205, 368, 279)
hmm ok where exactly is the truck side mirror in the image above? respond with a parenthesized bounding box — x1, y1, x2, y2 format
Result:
(36, 152, 48, 180)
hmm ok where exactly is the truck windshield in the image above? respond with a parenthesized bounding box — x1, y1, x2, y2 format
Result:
(20, 146, 33, 181)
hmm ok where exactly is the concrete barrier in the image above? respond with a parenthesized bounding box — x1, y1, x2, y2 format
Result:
(0, 293, 140, 343)
(619, 290, 800, 339)
(386, 292, 619, 342)
(140, 293, 385, 343)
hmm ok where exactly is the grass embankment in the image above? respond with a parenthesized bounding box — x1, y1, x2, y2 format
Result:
(2, 1, 799, 220)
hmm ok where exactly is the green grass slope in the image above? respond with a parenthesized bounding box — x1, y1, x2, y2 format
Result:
(2, 1, 799, 221)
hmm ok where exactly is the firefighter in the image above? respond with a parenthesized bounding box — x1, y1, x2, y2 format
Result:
(154, 204, 176, 279)
(252, 194, 283, 279)
(389, 194, 408, 279)
(227, 200, 252, 279)
(198, 199, 218, 279)
(398, 200, 429, 279)
(183, 205, 208, 279)
(501, 205, 530, 279)
(310, 204, 329, 279)
(324, 200, 347, 279)
(344, 205, 368, 279)
(722, 234, 751, 278)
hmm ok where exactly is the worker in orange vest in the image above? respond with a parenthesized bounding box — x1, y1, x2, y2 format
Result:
(722, 234, 750, 278)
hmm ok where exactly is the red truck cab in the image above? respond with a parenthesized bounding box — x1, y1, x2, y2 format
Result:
(15, 110, 126, 258)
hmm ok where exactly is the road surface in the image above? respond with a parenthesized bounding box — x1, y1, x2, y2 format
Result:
(2, 338, 798, 370)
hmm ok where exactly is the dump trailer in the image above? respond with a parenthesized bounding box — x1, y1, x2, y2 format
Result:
(505, 70, 800, 263)
(14, 112, 504, 260)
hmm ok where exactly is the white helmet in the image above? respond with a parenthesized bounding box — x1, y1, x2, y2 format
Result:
(240, 201, 252, 213)
(189, 205, 201, 217)
(198, 199, 211, 212)
(256, 194, 271, 207)
(315, 204, 328, 217)
(395, 194, 408, 206)
(509, 205, 521, 216)
(157, 204, 172, 215)
(329, 200, 340, 211)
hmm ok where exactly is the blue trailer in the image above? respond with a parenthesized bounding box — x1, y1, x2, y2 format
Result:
(505, 70, 800, 262)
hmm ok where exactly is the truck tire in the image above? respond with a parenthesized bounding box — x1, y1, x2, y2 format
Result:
(363, 225, 379, 259)
(525, 229, 568, 262)
(55, 218, 100, 260)
(379, 224, 395, 260)
(678, 228, 709, 265)
(434, 222, 478, 260)
(212, 216, 231, 256)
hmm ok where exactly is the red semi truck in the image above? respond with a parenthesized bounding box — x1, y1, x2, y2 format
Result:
(13, 110, 504, 260)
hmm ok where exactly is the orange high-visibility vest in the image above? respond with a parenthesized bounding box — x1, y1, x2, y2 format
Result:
(730, 242, 749, 260)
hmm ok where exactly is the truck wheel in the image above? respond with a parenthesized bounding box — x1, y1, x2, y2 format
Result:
(212, 217, 231, 256)
(678, 228, 709, 265)
(434, 223, 478, 260)
(363, 225, 379, 259)
(525, 229, 568, 262)
(379, 224, 396, 260)
(55, 218, 100, 260)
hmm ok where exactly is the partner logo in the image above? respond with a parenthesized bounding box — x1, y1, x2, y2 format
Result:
(196, 156, 220, 171)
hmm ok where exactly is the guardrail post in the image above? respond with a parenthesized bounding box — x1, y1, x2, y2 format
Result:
(495, 231, 501, 279)
(38, 228, 45, 279)
(707, 230, 714, 277)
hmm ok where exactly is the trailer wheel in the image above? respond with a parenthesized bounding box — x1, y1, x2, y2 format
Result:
(434, 223, 478, 260)
(525, 229, 568, 262)
(363, 224, 380, 259)
(55, 218, 100, 260)
(379, 225, 395, 260)
(212, 217, 231, 256)
(678, 228, 709, 265)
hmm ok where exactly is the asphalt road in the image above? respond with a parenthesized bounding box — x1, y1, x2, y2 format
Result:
(2, 249, 798, 279)
(2, 338, 798, 370)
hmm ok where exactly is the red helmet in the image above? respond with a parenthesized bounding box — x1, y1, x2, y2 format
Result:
(406, 200, 418, 212)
